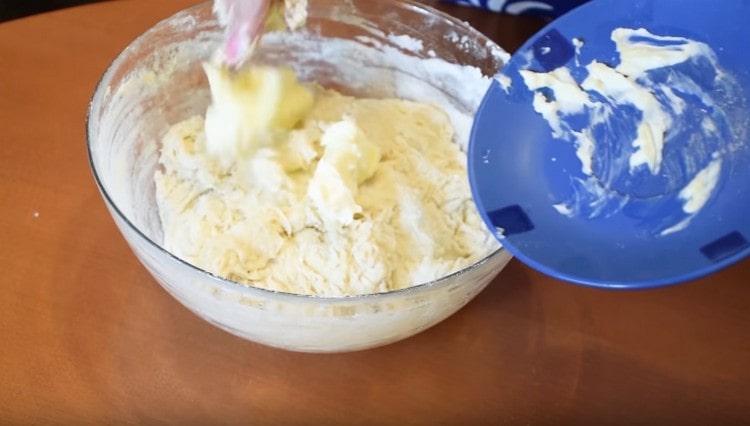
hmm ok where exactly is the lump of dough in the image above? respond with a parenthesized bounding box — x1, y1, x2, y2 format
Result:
(203, 63, 314, 168)
(307, 118, 381, 227)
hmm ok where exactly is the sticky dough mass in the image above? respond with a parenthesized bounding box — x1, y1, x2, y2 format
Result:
(154, 65, 497, 297)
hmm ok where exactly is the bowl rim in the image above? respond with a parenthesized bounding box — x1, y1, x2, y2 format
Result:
(85, 0, 507, 303)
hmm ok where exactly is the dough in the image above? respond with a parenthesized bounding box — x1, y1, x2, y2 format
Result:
(154, 65, 497, 297)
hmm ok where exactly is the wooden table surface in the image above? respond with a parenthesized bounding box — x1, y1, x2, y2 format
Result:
(1, 0, 749, 423)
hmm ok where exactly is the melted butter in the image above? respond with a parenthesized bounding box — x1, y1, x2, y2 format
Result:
(518, 27, 735, 235)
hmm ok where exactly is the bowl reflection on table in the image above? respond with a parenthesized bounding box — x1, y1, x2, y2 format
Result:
(86, 0, 511, 352)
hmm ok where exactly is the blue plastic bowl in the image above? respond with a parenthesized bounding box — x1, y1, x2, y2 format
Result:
(469, 0, 750, 288)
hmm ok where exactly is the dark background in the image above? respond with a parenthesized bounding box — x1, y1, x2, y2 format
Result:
(0, 0, 105, 22)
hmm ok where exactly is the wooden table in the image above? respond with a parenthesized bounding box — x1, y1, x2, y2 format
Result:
(1, 1, 748, 423)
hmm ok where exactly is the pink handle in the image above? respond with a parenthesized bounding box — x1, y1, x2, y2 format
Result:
(213, 0, 273, 67)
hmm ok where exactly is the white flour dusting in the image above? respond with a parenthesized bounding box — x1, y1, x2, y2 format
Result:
(387, 33, 424, 53)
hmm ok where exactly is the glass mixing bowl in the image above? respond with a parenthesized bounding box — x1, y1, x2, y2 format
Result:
(87, 0, 512, 353)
